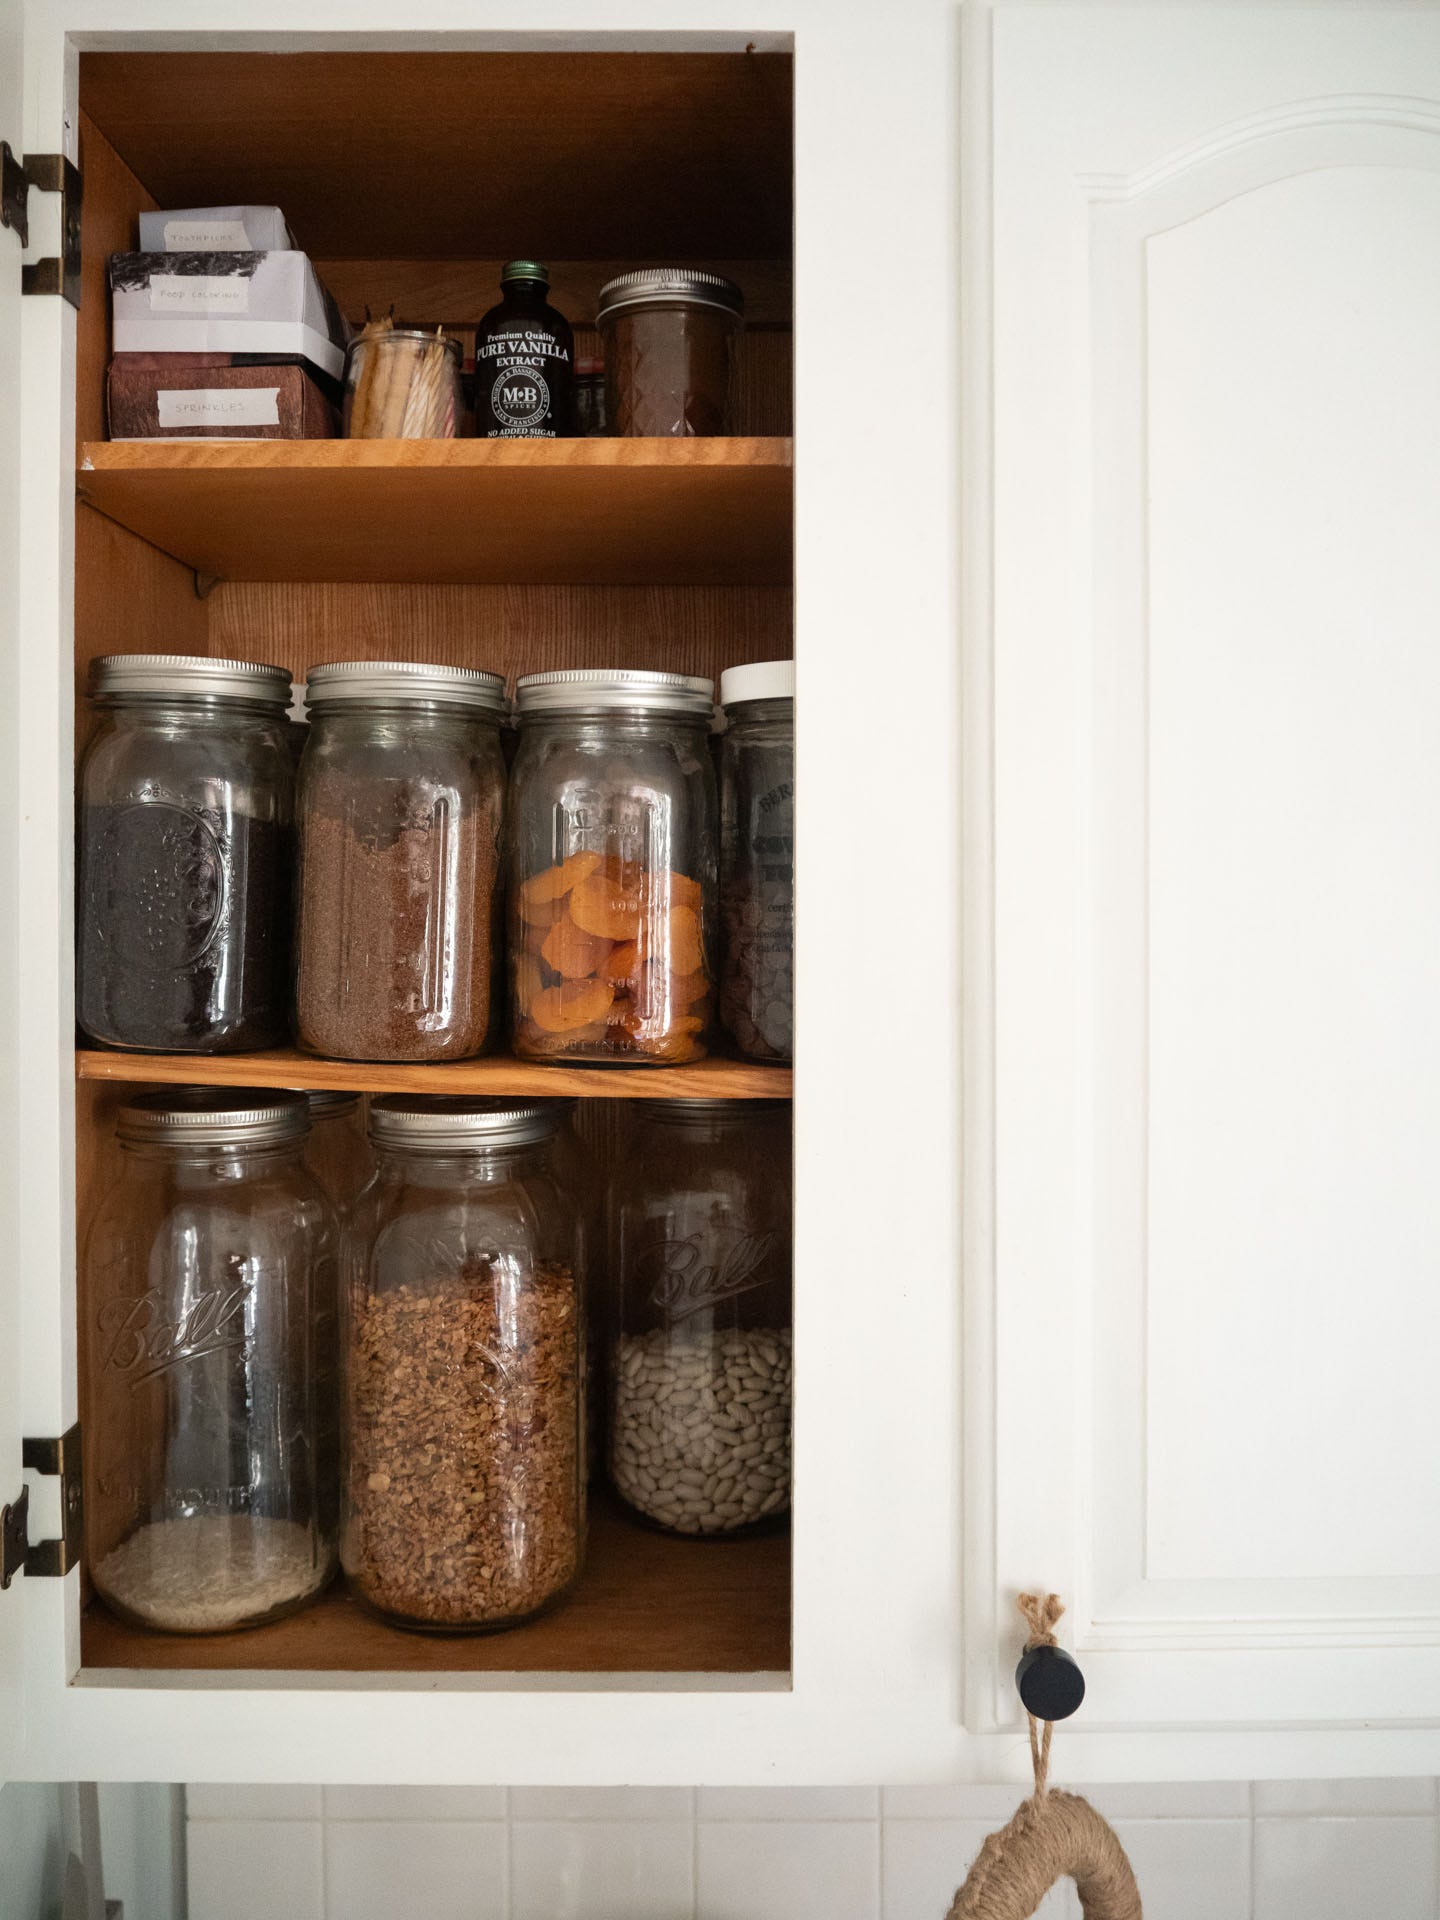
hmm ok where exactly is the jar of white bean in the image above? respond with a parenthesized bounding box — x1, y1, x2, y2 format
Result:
(610, 1099, 791, 1537)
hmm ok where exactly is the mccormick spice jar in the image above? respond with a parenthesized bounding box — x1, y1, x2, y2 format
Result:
(294, 661, 507, 1063)
(597, 269, 743, 436)
(341, 1097, 585, 1630)
(84, 1091, 338, 1632)
(76, 654, 294, 1053)
(507, 669, 719, 1066)
(610, 1099, 792, 1536)
(475, 260, 574, 438)
(719, 661, 794, 1062)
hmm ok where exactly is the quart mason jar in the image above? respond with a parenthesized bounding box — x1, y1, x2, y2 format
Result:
(508, 669, 718, 1065)
(84, 1091, 338, 1632)
(341, 1098, 585, 1630)
(76, 654, 294, 1053)
(610, 1099, 792, 1536)
(302, 1091, 373, 1216)
(294, 661, 507, 1063)
(718, 661, 794, 1063)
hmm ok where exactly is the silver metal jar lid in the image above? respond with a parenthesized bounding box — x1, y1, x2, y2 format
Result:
(515, 668, 714, 719)
(118, 1089, 310, 1148)
(642, 1098, 791, 1121)
(369, 1096, 563, 1151)
(89, 654, 291, 705)
(302, 1090, 360, 1119)
(596, 268, 744, 321)
(305, 660, 507, 714)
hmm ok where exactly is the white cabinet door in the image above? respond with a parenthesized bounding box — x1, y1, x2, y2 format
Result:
(972, 0, 1440, 1768)
(0, 0, 30, 1792)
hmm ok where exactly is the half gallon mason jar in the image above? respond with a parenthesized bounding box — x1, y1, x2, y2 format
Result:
(610, 1099, 792, 1536)
(508, 669, 718, 1065)
(76, 654, 294, 1052)
(84, 1091, 338, 1632)
(341, 1098, 585, 1630)
(719, 661, 794, 1062)
(294, 661, 507, 1062)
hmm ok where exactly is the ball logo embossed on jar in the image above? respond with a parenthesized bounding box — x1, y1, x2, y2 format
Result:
(490, 365, 550, 430)
(96, 1276, 253, 1384)
(96, 802, 227, 970)
(637, 1228, 780, 1323)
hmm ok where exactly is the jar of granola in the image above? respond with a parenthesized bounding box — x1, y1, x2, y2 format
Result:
(507, 669, 718, 1065)
(341, 1097, 584, 1630)
(610, 1099, 792, 1536)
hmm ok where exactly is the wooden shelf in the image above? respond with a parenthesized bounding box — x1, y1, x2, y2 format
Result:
(81, 1496, 791, 1676)
(77, 439, 794, 587)
(75, 1047, 792, 1101)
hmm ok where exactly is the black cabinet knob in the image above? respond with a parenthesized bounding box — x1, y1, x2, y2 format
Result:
(1015, 1641, 1086, 1721)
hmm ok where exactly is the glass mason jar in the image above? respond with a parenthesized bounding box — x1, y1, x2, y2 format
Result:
(718, 661, 794, 1063)
(609, 1099, 792, 1536)
(508, 669, 718, 1065)
(302, 1091, 373, 1216)
(84, 1091, 338, 1632)
(341, 1097, 585, 1630)
(294, 661, 507, 1063)
(76, 654, 294, 1053)
(597, 269, 743, 437)
(343, 327, 462, 438)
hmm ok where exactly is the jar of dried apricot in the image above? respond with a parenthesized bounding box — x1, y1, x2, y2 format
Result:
(508, 669, 718, 1065)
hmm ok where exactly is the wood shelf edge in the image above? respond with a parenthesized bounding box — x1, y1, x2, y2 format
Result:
(78, 436, 794, 476)
(75, 1047, 793, 1100)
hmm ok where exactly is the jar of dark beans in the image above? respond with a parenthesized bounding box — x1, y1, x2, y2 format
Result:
(597, 269, 743, 437)
(76, 654, 294, 1052)
(718, 662, 794, 1062)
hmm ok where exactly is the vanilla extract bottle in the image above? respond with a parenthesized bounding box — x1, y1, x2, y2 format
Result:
(475, 260, 574, 437)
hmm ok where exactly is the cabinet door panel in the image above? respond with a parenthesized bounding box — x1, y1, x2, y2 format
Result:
(0, 0, 28, 1790)
(981, 1, 1440, 1746)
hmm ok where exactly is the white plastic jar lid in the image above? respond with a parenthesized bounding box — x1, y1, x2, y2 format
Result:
(719, 660, 794, 707)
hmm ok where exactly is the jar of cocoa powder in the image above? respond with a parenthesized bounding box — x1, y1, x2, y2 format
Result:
(597, 269, 743, 436)
(294, 662, 507, 1063)
(341, 1097, 585, 1631)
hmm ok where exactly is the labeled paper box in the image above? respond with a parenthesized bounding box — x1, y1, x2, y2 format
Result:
(138, 205, 296, 252)
(107, 355, 338, 441)
(109, 251, 351, 382)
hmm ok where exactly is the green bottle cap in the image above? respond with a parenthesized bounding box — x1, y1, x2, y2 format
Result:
(501, 259, 548, 286)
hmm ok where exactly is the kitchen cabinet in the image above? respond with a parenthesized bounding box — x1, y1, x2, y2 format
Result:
(1, 0, 1436, 1789)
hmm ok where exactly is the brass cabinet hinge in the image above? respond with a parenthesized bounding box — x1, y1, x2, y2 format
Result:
(20, 153, 83, 310)
(6, 1424, 85, 1579)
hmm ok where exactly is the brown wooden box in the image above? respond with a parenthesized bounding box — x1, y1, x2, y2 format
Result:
(107, 354, 338, 440)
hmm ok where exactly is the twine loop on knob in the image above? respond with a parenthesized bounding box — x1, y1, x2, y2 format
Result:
(1017, 1591, 1064, 1796)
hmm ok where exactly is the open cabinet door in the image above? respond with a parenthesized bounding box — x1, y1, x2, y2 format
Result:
(0, 0, 29, 1789)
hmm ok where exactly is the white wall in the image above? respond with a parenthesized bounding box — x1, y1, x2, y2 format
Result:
(0, 1783, 65, 1920)
(0, 1782, 184, 1920)
(184, 1780, 1440, 1919)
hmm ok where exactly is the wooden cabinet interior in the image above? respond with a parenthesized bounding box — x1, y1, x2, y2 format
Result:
(71, 46, 794, 1681)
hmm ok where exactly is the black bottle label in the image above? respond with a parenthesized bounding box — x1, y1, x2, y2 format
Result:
(477, 329, 572, 437)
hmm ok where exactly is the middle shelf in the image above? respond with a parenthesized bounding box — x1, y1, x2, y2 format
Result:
(76, 1047, 792, 1100)
(77, 437, 795, 588)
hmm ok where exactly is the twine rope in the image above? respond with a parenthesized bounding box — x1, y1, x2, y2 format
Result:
(942, 1595, 1143, 1920)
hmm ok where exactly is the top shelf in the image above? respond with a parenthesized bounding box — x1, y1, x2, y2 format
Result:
(77, 438, 793, 587)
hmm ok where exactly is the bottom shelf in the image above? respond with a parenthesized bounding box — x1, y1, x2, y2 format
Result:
(80, 1495, 791, 1678)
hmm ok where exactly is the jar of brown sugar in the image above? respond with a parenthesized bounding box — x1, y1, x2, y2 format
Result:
(597, 269, 743, 437)
(294, 661, 507, 1063)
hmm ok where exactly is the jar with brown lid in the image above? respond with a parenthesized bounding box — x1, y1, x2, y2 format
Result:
(597, 269, 743, 437)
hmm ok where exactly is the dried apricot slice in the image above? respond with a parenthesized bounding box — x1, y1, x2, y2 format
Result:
(517, 850, 602, 921)
(570, 872, 643, 942)
(598, 940, 642, 986)
(540, 915, 614, 979)
(666, 903, 704, 976)
(667, 870, 703, 911)
(529, 978, 615, 1034)
(638, 1022, 708, 1061)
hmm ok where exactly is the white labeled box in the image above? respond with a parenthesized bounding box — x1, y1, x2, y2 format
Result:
(108, 251, 350, 382)
(137, 204, 296, 252)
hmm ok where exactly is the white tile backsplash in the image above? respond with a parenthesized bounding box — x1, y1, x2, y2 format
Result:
(182, 1780, 1440, 1920)
(697, 1819, 881, 1920)
(323, 1818, 508, 1920)
(510, 1818, 694, 1920)
(187, 1817, 325, 1920)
